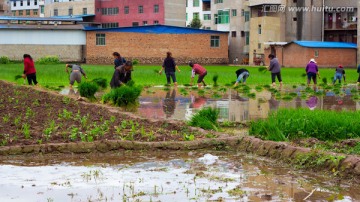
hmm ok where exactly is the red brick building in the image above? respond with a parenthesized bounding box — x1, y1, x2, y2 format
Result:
(264, 41, 358, 68)
(94, 0, 185, 28)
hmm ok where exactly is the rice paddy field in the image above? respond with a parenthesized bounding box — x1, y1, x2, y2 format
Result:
(1, 63, 360, 88)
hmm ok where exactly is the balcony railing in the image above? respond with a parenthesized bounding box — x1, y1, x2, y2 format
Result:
(324, 22, 357, 30)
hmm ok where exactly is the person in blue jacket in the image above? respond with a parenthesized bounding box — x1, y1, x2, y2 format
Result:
(357, 64, 360, 85)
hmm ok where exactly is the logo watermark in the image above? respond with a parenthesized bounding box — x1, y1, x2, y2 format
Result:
(262, 5, 355, 13)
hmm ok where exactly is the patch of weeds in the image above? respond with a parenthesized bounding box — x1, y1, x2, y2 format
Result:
(227, 187, 246, 197)
(62, 97, 71, 105)
(188, 107, 219, 131)
(32, 99, 40, 106)
(79, 81, 99, 99)
(22, 123, 31, 139)
(205, 133, 217, 138)
(25, 107, 35, 119)
(43, 120, 56, 141)
(0, 134, 10, 146)
(102, 84, 142, 107)
(58, 109, 73, 120)
(183, 133, 195, 141)
(2, 114, 10, 123)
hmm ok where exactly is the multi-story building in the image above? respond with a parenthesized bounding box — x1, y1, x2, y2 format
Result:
(44, 0, 95, 17)
(185, 0, 211, 29)
(358, 0, 360, 65)
(9, 0, 45, 17)
(94, 0, 186, 28)
(0, 0, 11, 15)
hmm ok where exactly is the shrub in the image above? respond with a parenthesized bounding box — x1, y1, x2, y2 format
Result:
(0, 56, 10, 64)
(132, 59, 140, 66)
(36, 56, 60, 64)
(249, 109, 360, 141)
(78, 81, 99, 99)
(92, 78, 108, 89)
(102, 83, 142, 107)
(189, 107, 219, 131)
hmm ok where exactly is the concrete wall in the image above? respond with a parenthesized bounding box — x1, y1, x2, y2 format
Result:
(164, 0, 186, 27)
(44, 0, 95, 17)
(265, 43, 357, 67)
(86, 32, 228, 64)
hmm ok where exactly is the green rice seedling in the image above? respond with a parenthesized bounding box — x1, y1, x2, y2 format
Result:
(188, 107, 219, 131)
(212, 92, 222, 99)
(22, 123, 31, 139)
(292, 85, 297, 89)
(300, 83, 306, 86)
(43, 120, 56, 140)
(191, 86, 198, 90)
(58, 109, 72, 120)
(258, 67, 267, 73)
(163, 87, 170, 91)
(218, 87, 227, 93)
(282, 95, 293, 101)
(69, 127, 79, 141)
(322, 77, 328, 85)
(212, 74, 219, 87)
(198, 89, 205, 96)
(183, 83, 191, 87)
(92, 78, 108, 89)
(14, 115, 21, 127)
(350, 88, 358, 94)
(289, 92, 298, 97)
(25, 107, 35, 119)
(224, 83, 232, 87)
(263, 84, 271, 89)
(2, 114, 10, 123)
(78, 81, 99, 99)
(102, 84, 143, 107)
(14, 75, 23, 80)
(183, 133, 195, 141)
(255, 85, 263, 92)
(247, 93, 256, 99)
(301, 73, 307, 77)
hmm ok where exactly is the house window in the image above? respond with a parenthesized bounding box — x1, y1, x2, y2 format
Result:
(138, 5, 143, 13)
(154, 4, 159, 13)
(245, 32, 249, 45)
(33, 9, 38, 15)
(258, 25, 262, 34)
(124, 6, 129, 14)
(13, 1, 16, 7)
(12, 11, 16, 16)
(101, 8, 119, 15)
(214, 14, 218, 24)
(68, 8, 73, 16)
(19, 10, 23, 15)
(244, 11, 250, 22)
(186, 0, 188, 7)
(20, 1, 23, 6)
(204, 14, 211, 20)
(54, 9, 58, 16)
(40, 6, 44, 14)
(215, 0, 223, 3)
(143, 21, 148, 25)
(132, 22, 139, 26)
(101, 23, 119, 28)
(231, 31, 237, 37)
(193, 0, 199, 7)
(241, 31, 245, 37)
(218, 10, 229, 24)
(258, 43, 261, 49)
(27, 0, 30, 6)
(83, 8, 87, 15)
(210, 36, 220, 47)
(154, 20, 159, 25)
(96, 34, 106, 46)
(193, 12, 199, 19)
(34, 0, 37, 5)
(232, 9, 237, 17)
(293, 17, 297, 21)
(314, 50, 319, 58)
(186, 13, 188, 21)
(26, 9, 30, 15)
(241, 9, 244, 16)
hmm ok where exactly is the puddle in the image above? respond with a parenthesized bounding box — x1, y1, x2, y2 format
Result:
(0, 151, 358, 201)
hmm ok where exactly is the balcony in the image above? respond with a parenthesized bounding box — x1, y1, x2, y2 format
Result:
(249, 0, 281, 7)
(324, 22, 357, 30)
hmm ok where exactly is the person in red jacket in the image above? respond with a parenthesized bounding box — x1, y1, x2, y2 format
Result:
(189, 61, 207, 88)
(22, 54, 38, 85)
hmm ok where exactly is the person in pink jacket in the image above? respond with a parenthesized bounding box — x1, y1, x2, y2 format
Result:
(189, 61, 207, 88)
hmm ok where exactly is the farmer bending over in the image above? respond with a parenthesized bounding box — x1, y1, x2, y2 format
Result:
(234, 68, 250, 86)
(189, 61, 207, 88)
(65, 64, 87, 89)
(110, 61, 133, 88)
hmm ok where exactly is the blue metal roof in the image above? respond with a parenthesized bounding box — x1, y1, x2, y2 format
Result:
(53, 14, 95, 19)
(202, 0, 211, 2)
(293, 41, 357, 49)
(0, 16, 83, 22)
(84, 25, 228, 34)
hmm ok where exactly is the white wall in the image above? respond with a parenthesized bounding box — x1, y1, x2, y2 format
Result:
(0, 29, 86, 45)
(10, 0, 40, 10)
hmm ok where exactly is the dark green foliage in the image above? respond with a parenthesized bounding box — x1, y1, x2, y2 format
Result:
(36, 56, 60, 64)
(212, 74, 219, 87)
(250, 109, 360, 141)
(322, 77, 328, 85)
(102, 84, 142, 107)
(258, 67, 267, 73)
(92, 78, 108, 89)
(0, 56, 10, 64)
(14, 75, 23, 80)
(189, 17, 202, 29)
(189, 107, 219, 131)
(78, 81, 99, 99)
(132, 59, 140, 65)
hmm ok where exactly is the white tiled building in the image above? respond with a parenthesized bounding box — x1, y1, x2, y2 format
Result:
(186, 0, 211, 29)
(10, 0, 45, 17)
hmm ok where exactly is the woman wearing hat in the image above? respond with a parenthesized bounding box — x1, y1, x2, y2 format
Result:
(305, 58, 320, 89)
(332, 65, 346, 85)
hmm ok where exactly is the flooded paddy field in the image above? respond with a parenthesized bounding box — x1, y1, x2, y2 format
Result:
(0, 151, 359, 202)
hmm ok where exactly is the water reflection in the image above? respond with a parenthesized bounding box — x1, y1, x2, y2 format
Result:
(138, 88, 359, 122)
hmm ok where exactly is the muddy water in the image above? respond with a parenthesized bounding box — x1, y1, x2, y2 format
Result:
(0, 151, 359, 202)
(137, 87, 360, 122)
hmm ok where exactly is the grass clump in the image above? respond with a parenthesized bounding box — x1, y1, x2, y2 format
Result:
(78, 81, 99, 99)
(250, 109, 360, 141)
(188, 107, 219, 131)
(36, 56, 60, 64)
(102, 83, 143, 107)
(92, 78, 108, 89)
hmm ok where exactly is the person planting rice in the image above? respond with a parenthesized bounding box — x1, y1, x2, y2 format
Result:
(110, 61, 133, 88)
(189, 61, 207, 88)
(22, 54, 38, 85)
(65, 64, 87, 89)
(113, 52, 126, 69)
(159, 52, 180, 86)
(332, 65, 346, 85)
(267, 54, 283, 87)
(234, 68, 250, 86)
(305, 58, 320, 89)
(357, 64, 360, 85)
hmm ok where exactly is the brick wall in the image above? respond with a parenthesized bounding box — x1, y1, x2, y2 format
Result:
(265, 43, 357, 68)
(44, 0, 95, 17)
(86, 32, 229, 64)
(0, 44, 84, 62)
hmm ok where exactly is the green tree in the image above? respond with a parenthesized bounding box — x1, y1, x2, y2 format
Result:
(189, 17, 202, 29)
